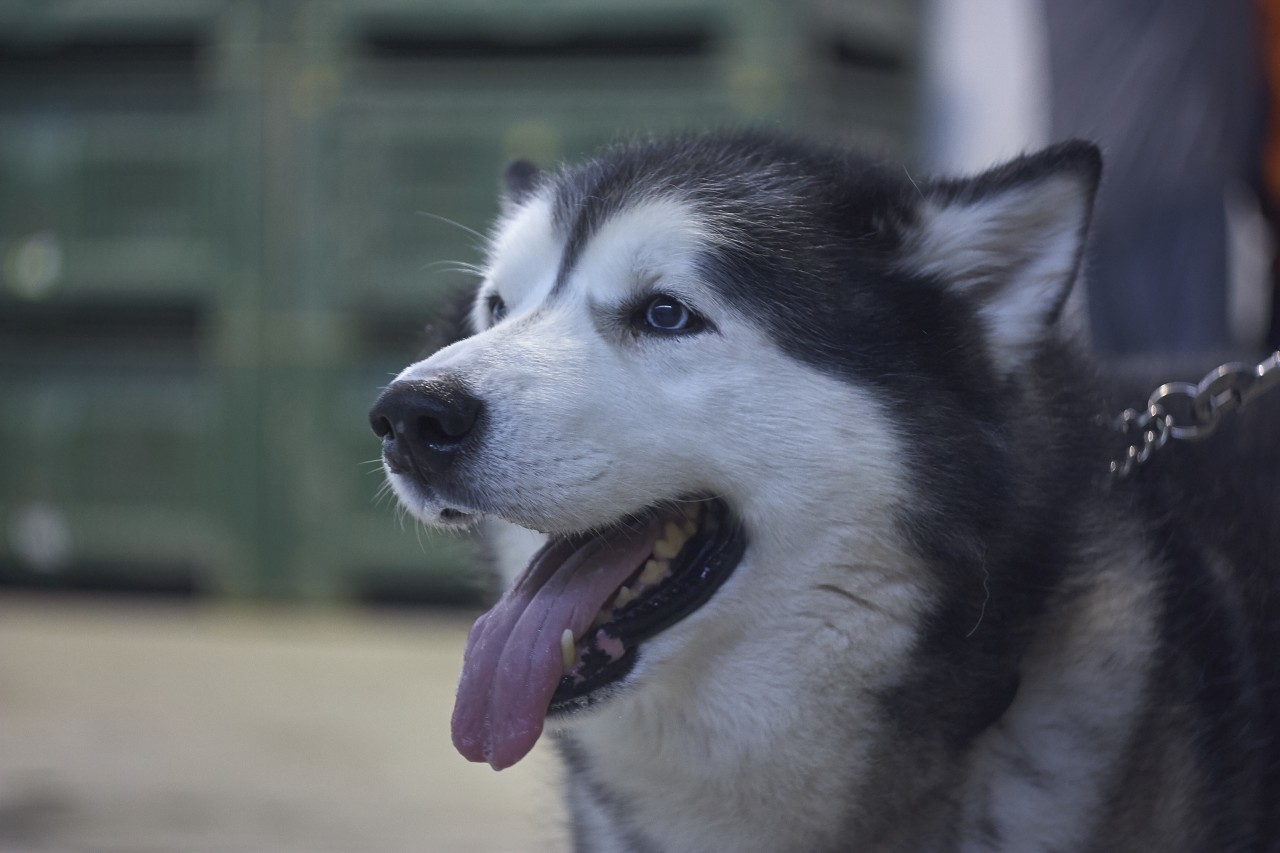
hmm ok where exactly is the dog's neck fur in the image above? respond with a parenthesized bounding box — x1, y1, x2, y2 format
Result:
(557, 531, 930, 852)
(553, 509, 1160, 853)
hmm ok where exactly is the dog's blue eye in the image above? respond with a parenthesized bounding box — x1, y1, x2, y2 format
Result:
(487, 294, 507, 326)
(643, 296, 698, 333)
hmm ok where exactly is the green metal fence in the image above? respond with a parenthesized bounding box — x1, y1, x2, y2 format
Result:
(0, 0, 919, 601)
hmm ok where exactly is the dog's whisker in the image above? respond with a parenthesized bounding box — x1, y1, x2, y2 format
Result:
(415, 210, 486, 242)
(373, 481, 397, 506)
(423, 262, 486, 279)
(422, 259, 486, 274)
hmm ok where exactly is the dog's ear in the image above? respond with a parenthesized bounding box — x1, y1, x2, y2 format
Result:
(501, 158, 542, 213)
(906, 141, 1101, 372)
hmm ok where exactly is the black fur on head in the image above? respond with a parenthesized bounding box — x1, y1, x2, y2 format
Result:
(528, 131, 1101, 397)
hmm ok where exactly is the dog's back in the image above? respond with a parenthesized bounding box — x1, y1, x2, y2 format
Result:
(1112, 375, 1280, 849)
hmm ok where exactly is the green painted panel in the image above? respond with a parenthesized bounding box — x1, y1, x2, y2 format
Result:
(0, 0, 919, 601)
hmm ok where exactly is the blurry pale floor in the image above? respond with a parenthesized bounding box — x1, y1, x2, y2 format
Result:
(0, 595, 568, 853)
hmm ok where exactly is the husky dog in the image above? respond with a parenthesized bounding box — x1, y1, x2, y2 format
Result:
(369, 134, 1280, 852)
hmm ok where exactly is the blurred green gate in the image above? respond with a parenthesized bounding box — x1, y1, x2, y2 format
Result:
(0, 0, 919, 601)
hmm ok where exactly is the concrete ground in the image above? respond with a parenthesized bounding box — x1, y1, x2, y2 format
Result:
(0, 595, 568, 852)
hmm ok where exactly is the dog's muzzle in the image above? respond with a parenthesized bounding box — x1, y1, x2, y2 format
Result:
(368, 376, 483, 483)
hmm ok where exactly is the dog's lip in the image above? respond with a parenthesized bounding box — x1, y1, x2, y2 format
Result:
(439, 507, 470, 522)
(546, 498, 747, 716)
(382, 473, 476, 527)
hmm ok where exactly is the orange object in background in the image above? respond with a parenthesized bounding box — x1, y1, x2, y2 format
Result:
(1261, 0, 1280, 204)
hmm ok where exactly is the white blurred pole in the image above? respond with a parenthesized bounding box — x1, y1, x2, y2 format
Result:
(919, 0, 1050, 174)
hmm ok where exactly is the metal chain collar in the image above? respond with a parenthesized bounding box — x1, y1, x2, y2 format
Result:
(1109, 350, 1280, 479)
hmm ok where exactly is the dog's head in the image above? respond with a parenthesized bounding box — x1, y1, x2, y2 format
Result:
(369, 134, 1101, 769)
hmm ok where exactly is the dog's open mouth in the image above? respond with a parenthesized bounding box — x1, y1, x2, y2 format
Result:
(451, 498, 745, 770)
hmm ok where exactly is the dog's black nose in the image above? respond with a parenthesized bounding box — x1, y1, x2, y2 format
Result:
(369, 378, 482, 477)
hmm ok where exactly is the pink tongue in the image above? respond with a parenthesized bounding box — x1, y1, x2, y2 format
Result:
(451, 517, 663, 770)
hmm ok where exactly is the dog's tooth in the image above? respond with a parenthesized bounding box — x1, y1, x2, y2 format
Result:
(638, 559, 669, 588)
(560, 629, 576, 672)
(653, 524, 687, 560)
(681, 517, 698, 537)
(614, 585, 636, 608)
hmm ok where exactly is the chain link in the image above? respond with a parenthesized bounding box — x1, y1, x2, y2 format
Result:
(1109, 350, 1279, 479)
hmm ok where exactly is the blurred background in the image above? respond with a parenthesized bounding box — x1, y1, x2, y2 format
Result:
(0, 0, 1275, 850)
(0, 0, 920, 603)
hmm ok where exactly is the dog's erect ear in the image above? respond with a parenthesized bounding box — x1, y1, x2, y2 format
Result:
(906, 141, 1101, 372)
(501, 158, 542, 213)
